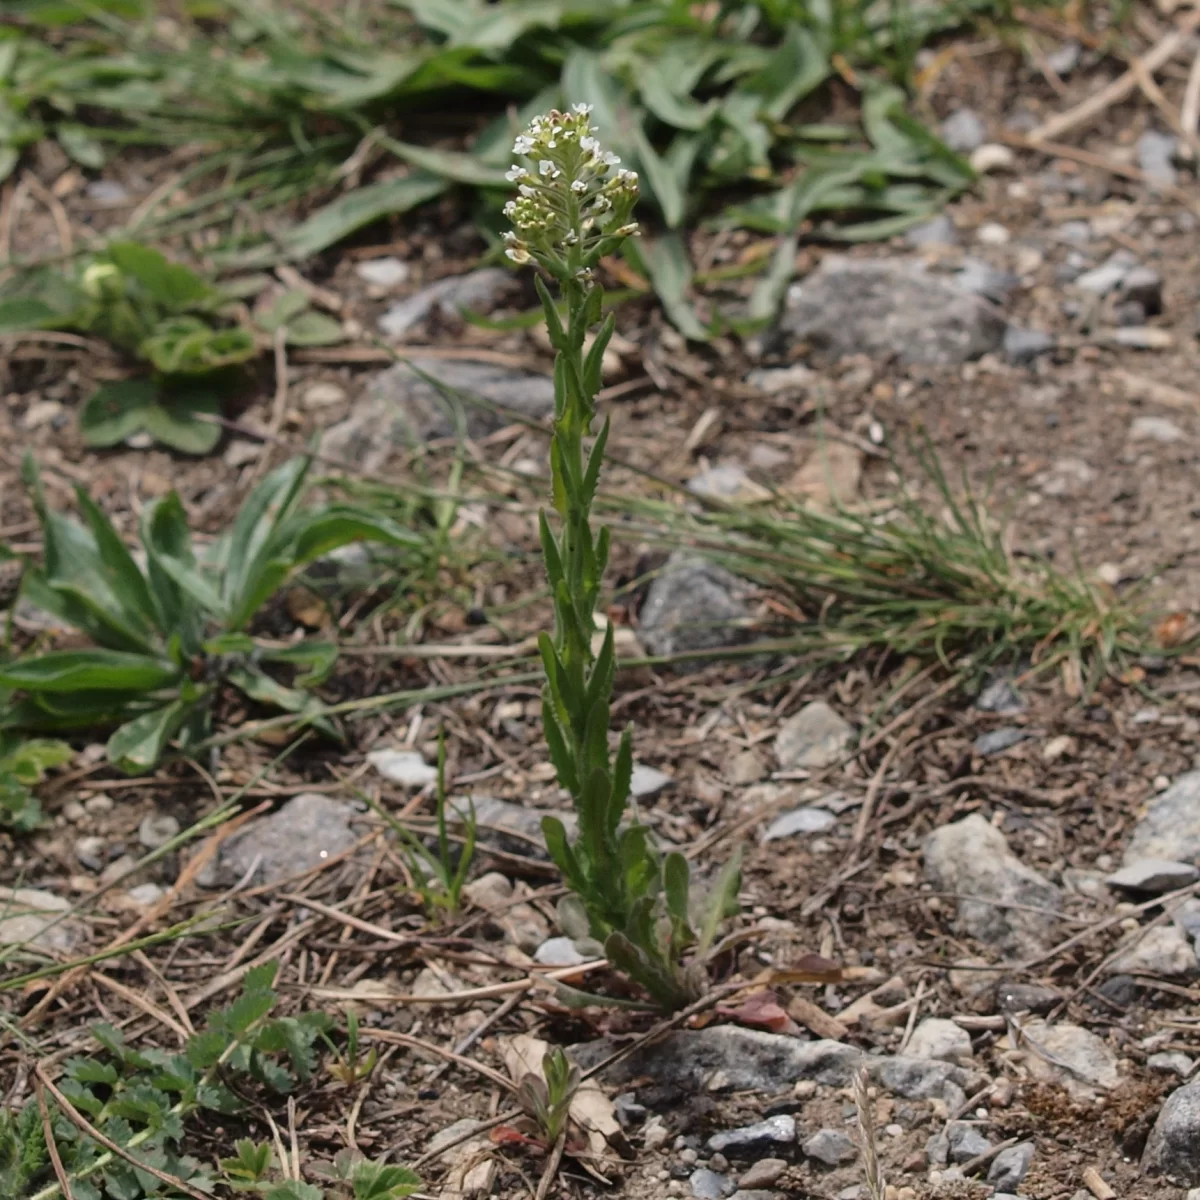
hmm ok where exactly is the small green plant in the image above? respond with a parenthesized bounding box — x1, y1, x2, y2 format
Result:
(323, 1008, 378, 1086)
(221, 1141, 420, 1200)
(364, 734, 476, 918)
(0, 733, 71, 832)
(505, 107, 740, 1010)
(515, 1047, 580, 1145)
(0, 453, 424, 774)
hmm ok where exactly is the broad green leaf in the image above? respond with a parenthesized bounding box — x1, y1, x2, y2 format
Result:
(742, 23, 829, 120)
(286, 507, 425, 564)
(140, 318, 256, 374)
(281, 174, 446, 261)
(638, 67, 717, 132)
(0, 649, 179, 693)
(73, 487, 157, 634)
(79, 378, 155, 448)
(351, 1160, 422, 1200)
(0, 297, 61, 333)
(632, 234, 708, 341)
(106, 698, 190, 773)
(142, 382, 223, 455)
(140, 492, 201, 648)
(380, 138, 510, 187)
(631, 127, 688, 229)
(106, 242, 215, 311)
(56, 123, 106, 168)
(284, 310, 344, 347)
(259, 640, 338, 686)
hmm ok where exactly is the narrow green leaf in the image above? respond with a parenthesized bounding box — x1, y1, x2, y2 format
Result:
(106, 698, 190, 774)
(0, 650, 179, 693)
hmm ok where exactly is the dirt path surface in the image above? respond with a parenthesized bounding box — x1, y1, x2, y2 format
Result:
(9, 7, 1200, 1200)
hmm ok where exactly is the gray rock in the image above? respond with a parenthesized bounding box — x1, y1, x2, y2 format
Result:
(1173, 897, 1200, 939)
(802, 1129, 856, 1167)
(1149, 1051, 1195, 1078)
(367, 748, 438, 787)
(126, 882, 166, 911)
(691, 1169, 737, 1200)
(941, 109, 986, 153)
(1130, 416, 1185, 444)
(1120, 265, 1164, 314)
(1022, 1019, 1120, 1092)
(688, 463, 761, 500)
(355, 257, 409, 288)
(729, 1192, 779, 1200)
(614, 1093, 646, 1128)
(639, 552, 753, 664)
(1075, 251, 1137, 296)
(707, 1115, 796, 1156)
(0, 888, 85, 953)
(870, 1056, 972, 1103)
(1125, 772, 1200, 865)
(905, 1018, 973, 1063)
(976, 678, 1026, 714)
(761, 806, 836, 842)
(906, 214, 957, 247)
(630, 765, 673, 798)
(1004, 326, 1056, 365)
(973, 727, 1027, 756)
(955, 258, 1021, 303)
(996, 981, 1060, 1014)
(1107, 859, 1199, 895)
(1047, 40, 1081, 75)
(923, 814, 1062, 953)
(780, 258, 1005, 366)
(988, 1142, 1035, 1190)
(199, 793, 363, 888)
(85, 179, 129, 207)
(775, 701, 853, 769)
(74, 836, 106, 872)
(947, 1122, 993, 1163)
(1136, 131, 1179, 190)
(1107, 924, 1197, 979)
(138, 811, 180, 850)
(451, 794, 575, 859)
(744, 364, 817, 395)
(572, 1029, 864, 1092)
(321, 357, 555, 472)
(1145, 1077, 1200, 1182)
(738, 1160, 787, 1189)
(377, 268, 514, 338)
(533, 937, 588, 966)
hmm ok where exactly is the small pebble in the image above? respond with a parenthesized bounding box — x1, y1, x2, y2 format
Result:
(63, 800, 86, 823)
(738, 1159, 787, 1189)
(708, 1153, 730, 1173)
(84, 794, 114, 815)
(138, 812, 181, 850)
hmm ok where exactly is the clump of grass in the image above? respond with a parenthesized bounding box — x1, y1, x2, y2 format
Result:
(610, 442, 1167, 691)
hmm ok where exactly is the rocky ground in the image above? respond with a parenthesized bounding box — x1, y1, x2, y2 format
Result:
(11, 8, 1200, 1200)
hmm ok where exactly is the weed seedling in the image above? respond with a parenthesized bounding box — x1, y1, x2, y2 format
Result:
(324, 1008, 379, 1087)
(504, 107, 740, 1010)
(515, 1047, 580, 1145)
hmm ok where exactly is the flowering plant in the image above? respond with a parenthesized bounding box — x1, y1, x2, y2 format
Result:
(504, 108, 740, 1009)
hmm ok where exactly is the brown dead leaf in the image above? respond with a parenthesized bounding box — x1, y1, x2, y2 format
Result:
(715, 989, 799, 1035)
(285, 585, 328, 629)
(763, 952, 844, 984)
(1155, 611, 1190, 648)
(786, 994, 849, 1041)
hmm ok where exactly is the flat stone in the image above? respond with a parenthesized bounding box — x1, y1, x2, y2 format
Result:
(947, 1122, 992, 1163)
(970, 144, 1015, 174)
(1107, 859, 1200, 895)
(1107, 924, 1197, 979)
(1022, 1019, 1120, 1094)
(775, 702, 853, 769)
(321, 357, 555, 472)
(745, 364, 817, 395)
(1136, 130, 1178, 190)
(905, 214, 957, 247)
(0, 888, 85, 953)
(942, 108, 986, 153)
(924, 814, 1062, 953)
(451, 795, 575, 859)
(367, 748, 438, 787)
(198, 793, 363, 888)
(738, 1160, 787, 1189)
(954, 258, 1020, 302)
(688, 463, 769, 503)
(638, 552, 753, 665)
(802, 1129, 856, 1166)
(1125, 772, 1200, 865)
(1075, 251, 1137, 296)
(973, 727, 1027, 756)
(1149, 1051, 1195, 1078)
(707, 1115, 796, 1156)
(1145, 1077, 1200, 1182)
(996, 982, 1060, 1014)
(690, 1169, 737, 1200)
(780, 257, 1005, 366)
(533, 936, 588, 966)
(1047, 40, 1081, 74)
(378, 268, 513, 338)
(74, 836, 106, 872)
(870, 1056, 972, 1103)
(630, 765, 673, 798)
(1003, 326, 1055, 365)
(355, 257, 410, 288)
(1130, 416, 1185, 444)
(572, 1029, 864, 1093)
(988, 1142, 1035, 1191)
(905, 1018, 973, 1063)
(138, 811, 180, 850)
(761, 806, 836, 842)
(976, 678, 1026, 714)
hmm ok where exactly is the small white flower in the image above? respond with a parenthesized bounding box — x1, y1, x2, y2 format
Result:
(518, 184, 536, 197)
(503, 200, 517, 217)
(539, 159, 555, 176)
(600, 150, 620, 167)
(513, 135, 534, 155)
(505, 165, 529, 182)
(571, 102, 593, 115)
(579, 136, 598, 154)
(570, 179, 587, 194)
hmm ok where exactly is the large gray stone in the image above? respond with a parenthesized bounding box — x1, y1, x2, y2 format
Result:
(988, 1142, 1035, 1190)
(1021, 1020, 1120, 1094)
(775, 701, 853, 770)
(199, 793, 364, 888)
(1106, 924, 1197, 979)
(377, 268, 515, 338)
(802, 1129, 856, 1166)
(707, 1115, 796, 1156)
(1125, 773, 1200, 866)
(638, 553, 753, 664)
(923, 814, 1062, 953)
(905, 1018, 973, 1063)
(1107, 858, 1200, 895)
(321, 357, 555, 472)
(0, 888, 85, 953)
(1145, 1078, 1200, 1183)
(780, 258, 1006, 365)
(450, 795, 575, 859)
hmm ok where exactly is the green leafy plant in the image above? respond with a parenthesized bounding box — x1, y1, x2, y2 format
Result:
(4, 961, 420, 1200)
(0, 241, 255, 453)
(323, 1008, 378, 1086)
(504, 107, 740, 1010)
(515, 1047, 580, 1144)
(0, 453, 424, 773)
(364, 733, 476, 918)
(0, 733, 71, 832)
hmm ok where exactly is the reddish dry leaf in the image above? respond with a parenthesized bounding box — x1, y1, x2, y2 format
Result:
(716, 989, 800, 1035)
(764, 952, 844, 984)
(1155, 612, 1190, 648)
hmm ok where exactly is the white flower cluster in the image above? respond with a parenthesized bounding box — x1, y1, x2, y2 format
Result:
(502, 105, 639, 280)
